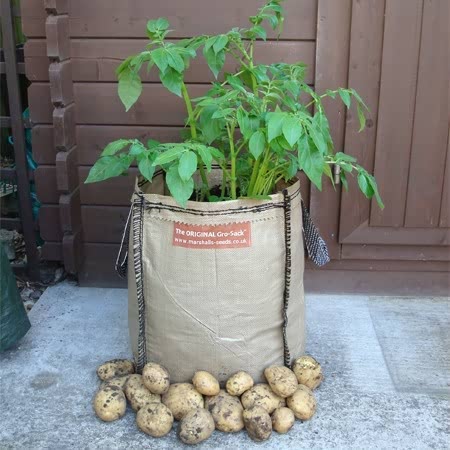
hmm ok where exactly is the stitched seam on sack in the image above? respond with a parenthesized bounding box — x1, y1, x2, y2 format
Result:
(138, 188, 301, 216)
(144, 197, 301, 226)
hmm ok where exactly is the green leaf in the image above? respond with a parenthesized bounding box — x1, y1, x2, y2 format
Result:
(199, 107, 224, 144)
(249, 130, 266, 159)
(357, 103, 366, 132)
(213, 35, 228, 54)
(118, 69, 142, 112)
(266, 112, 286, 142)
(268, 15, 279, 29)
(350, 88, 369, 110)
(85, 155, 133, 184)
(197, 146, 213, 172)
(203, 36, 217, 53)
(153, 146, 186, 165)
(209, 147, 226, 162)
(298, 135, 323, 190)
(138, 155, 156, 181)
(252, 25, 267, 40)
(335, 151, 357, 163)
(147, 139, 160, 150)
(178, 150, 198, 181)
(147, 18, 169, 33)
(166, 165, 194, 207)
(338, 88, 351, 108)
(116, 56, 132, 77)
(212, 108, 234, 119)
(357, 171, 374, 198)
(160, 67, 183, 97)
(166, 48, 185, 73)
(285, 80, 299, 97)
(129, 143, 145, 156)
(340, 171, 349, 191)
(101, 139, 130, 156)
(151, 47, 168, 73)
(282, 117, 303, 147)
(203, 47, 225, 79)
(366, 172, 384, 209)
(306, 121, 328, 155)
(323, 163, 335, 188)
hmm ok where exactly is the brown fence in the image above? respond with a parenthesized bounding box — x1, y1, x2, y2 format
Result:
(21, 0, 449, 293)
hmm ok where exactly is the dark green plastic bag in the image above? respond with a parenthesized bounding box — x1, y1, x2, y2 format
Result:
(0, 242, 30, 351)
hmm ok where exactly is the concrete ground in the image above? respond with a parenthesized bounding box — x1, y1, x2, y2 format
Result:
(0, 282, 449, 450)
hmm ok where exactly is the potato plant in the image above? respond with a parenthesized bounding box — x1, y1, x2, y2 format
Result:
(85, 0, 383, 209)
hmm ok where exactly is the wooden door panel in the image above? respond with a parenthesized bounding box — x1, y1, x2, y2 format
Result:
(338, 0, 385, 242)
(339, 0, 450, 256)
(370, 0, 423, 228)
(404, 0, 449, 228)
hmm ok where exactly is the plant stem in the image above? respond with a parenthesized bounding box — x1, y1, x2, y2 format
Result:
(252, 149, 271, 195)
(181, 82, 210, 197)
(227, 123, 237, 199)
(248, 156, 261, 195)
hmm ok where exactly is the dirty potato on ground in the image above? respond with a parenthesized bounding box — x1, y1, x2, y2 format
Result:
(178, 407, 215, 444)
(243, 405, 272, 442)
(226, 371, 254, 396)
(100, 375, 129, 390)
(292, 355, 324, 390)
(241, 383, 285, 414)
(286, 384, 317, 420)
(192, 370, 220, 396)
(264, 366, 298, 398)
(162, 383, 204, 420)
(205, 389, 244, 432)
(96, 359, 135, 381)
(125, 374, 161, 411)
(93, 385, 127, 422)
(271, 407, 295, 433)
(142, 362, 171, 395)
(136, 402, 174, 437)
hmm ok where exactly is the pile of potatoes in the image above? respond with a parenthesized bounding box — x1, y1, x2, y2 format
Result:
(93, 355, 323, 445)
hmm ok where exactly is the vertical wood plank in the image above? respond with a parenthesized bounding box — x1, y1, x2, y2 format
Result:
(439, 131, 450, 227)
(311, 0, 352, 259)
(370, 0, 424, 227)
(404, 0, 449, 227)
(339, 0, 385, 242)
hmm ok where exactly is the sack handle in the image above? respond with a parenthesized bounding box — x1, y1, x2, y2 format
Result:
(301, 201, 330, 267)
(115, 204, 133, 278)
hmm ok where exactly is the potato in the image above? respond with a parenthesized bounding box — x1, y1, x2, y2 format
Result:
(241, 383, 285, 414)
(93, 385, 126, 422)
(272, 407, 295, 434)
(243, 406, 272, 442)
(226, 371, 254, 396)
(192, 371, 220, 396)
(292, 355, 324, 390)
(178, 407, 215, 445)
(96, 359, 135, 381)
(286, 385, 316, 420)
(264, 366, 298, 398)
(142, 362, 170, 395)
(162, 383, 204, 420)
(136, 402, 174, 437)
(100, 375, 129, 390)
(125, 374, 161, 411)
(205, 389, 244, 432)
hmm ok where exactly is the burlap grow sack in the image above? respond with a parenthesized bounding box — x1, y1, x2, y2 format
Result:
(117, 171, 329, 383)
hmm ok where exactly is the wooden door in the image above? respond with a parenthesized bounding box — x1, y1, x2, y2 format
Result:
(339, 0, 449, 261)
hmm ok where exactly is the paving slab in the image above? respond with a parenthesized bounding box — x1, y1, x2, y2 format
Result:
(0, 282, 448, 450)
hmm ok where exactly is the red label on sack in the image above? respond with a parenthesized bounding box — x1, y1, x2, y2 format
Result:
(172, 222, 251, 249)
